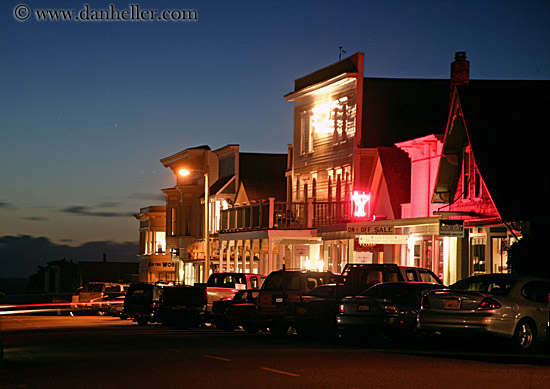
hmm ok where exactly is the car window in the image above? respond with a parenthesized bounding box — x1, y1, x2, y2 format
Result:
(419, 271, 438, 284)
(521, 281, 550, 303)
(105, 286, 120, 293)
(87, 284, 104, 293)
(263, 273, 283, 290)
(451, 277, 516, 294)
(405, 270, 417, 281)
(250, 276, 259, 289)
(286, 275, 301, 290)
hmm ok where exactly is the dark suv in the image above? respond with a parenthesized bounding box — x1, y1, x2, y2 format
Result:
(257, 270, 342, 335)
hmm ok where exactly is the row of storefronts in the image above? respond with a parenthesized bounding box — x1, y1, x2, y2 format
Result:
(135, 51, 544, 286)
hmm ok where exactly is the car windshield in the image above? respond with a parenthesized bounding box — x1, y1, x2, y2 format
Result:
(450, 276, 516, 295)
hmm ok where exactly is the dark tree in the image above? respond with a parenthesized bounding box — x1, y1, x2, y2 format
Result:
(507, 234, 549, 279)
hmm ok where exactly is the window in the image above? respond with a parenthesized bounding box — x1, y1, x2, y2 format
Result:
(300, 111, 313, 154)
(471, 238, 486, 273)
(332, 98, 348, 144)
(296, 175, 301, 201)
(286, 275, 301, 290)
(250, 276, 259, 289)
(463, 147, 470, 199)
(521, 281, 550, 303)
(312, 177, 317, 200)
(170, 207, 177, 236)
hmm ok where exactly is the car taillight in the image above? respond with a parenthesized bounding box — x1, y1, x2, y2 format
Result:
(339, 304, 345, 313)
(420, 295, 429, 309)
(477, 297, 502, 310)
(384, 303, 398, 315)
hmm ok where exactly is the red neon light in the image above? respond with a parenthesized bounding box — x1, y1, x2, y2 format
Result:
(352, 191, 371, 217)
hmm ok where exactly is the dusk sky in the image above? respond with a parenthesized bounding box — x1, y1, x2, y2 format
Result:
(1, 1, 549, 276)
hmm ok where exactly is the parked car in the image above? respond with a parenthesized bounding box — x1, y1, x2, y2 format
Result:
(100, 295, 129, 319)
(337, 263, 443, 298)
(211, 289, 261, 333)
(155, 285, 208, 328)
(123, 283, 165, 325)
(294, 284, 344, 338)
(162, 272, 265, 324)
(257, 270, 342, 335)
(72, 282, 129, 313)
(337, 282, 444, 342)
(292, 264, 443, 339)
(417, 273, 550, 352)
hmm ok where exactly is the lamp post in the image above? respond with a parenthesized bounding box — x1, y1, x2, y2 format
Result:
(178, 167, 210, 283)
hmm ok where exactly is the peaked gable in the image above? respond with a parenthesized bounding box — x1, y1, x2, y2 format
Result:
(435, 80, 550, 222)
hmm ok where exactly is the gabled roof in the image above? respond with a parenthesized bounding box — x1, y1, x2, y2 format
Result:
(361, 78, 450, 147)
(236, 178, 287, 204)
(456, 80, 550, 222)
(239, 153, 287, 180)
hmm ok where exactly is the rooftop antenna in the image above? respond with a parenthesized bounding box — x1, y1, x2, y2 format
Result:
(338, 46, 347, 61)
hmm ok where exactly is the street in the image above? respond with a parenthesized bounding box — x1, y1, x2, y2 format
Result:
(2, 315, 550, 389)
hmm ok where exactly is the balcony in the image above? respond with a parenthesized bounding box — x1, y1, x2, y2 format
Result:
(219, 198, 354, 233)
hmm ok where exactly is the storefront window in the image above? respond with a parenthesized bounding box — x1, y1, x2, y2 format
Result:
(471, 237, 486, 274)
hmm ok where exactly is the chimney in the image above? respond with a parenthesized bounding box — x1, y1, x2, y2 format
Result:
(450, 51, 469, 91)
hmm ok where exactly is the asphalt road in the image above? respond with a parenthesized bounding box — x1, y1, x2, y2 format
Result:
(2, 315, 550, 389)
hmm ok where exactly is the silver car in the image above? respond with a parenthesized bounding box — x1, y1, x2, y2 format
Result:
(417, 273, 550, 352)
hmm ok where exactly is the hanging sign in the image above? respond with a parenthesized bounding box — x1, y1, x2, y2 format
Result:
(439, 220, 465, 238)
(358, 235, 409, 245)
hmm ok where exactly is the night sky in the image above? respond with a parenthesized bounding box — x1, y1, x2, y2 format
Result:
(1, 1, 549, 276)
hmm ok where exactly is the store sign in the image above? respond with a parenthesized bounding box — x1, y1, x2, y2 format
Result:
(354, 238, 383, 252)
(439, 220, 465, 238)
(358, 235, 409, 245)
(347, 224, 394, 234)
(351, 191, 371, 218)
(148, 262, 175, 268)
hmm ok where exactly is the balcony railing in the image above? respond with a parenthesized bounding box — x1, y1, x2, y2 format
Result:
(219, 198, 354, 233)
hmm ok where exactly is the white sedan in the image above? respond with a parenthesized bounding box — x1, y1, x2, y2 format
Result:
(417, 273, 550, 352)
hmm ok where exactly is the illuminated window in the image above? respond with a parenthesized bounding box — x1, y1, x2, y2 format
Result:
(328, 171, 333, 202)
(311, 173, 317, 200)
(333, 98, 348, 144)
(300, 111, 313, 154)
(170, 207, 177, 236)
(463, 147, 470, 199)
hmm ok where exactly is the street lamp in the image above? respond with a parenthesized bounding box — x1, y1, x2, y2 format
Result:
(178, 167, 210, 283)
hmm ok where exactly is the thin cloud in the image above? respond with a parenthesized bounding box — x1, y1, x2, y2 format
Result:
(60, 205, 134, 218)
(0, 200, 15, 209)
(22, 216, 48, 221)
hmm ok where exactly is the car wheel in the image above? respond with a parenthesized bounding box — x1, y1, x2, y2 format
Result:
(137, 317, 149, 326)
(512, 319, 536, 352)
(270, 321, 289, 336)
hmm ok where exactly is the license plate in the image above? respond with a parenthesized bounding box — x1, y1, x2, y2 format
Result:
(444, 299, 461, 310)
(275, 297, 283, 303)
(357, 305, 370, 312)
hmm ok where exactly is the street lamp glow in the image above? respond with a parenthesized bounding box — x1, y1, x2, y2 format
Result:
(178, 169, 191, 176)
